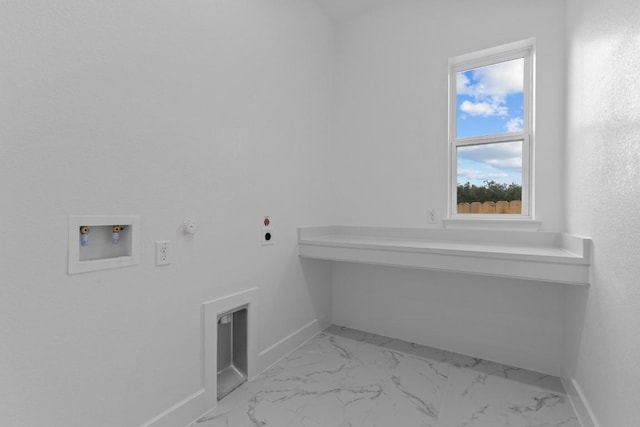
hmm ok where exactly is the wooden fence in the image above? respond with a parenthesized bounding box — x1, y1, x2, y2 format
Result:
(457, 200, 521, 214)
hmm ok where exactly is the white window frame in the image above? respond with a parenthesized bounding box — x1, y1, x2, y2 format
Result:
(448, 39, 535, 220)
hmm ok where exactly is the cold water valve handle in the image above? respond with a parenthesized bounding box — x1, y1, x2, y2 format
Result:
(79, 226, 90, 246)
(112, 225, 121, 244)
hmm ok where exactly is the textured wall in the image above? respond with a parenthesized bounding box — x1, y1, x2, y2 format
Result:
(0, 1, 333, 426)
(564, 0, 640, 425)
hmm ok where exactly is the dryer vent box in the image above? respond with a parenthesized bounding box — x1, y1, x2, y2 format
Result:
(217, 305, 248, 401)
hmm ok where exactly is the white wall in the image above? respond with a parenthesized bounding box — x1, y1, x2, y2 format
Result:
(332, 263, 566, 376)
(330, 0, 567, 376)
(332, 0, 566, 229)
(0, 1, 333, 426)
(564, 0, 640, 425)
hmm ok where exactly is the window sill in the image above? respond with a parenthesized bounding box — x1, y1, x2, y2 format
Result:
(298, 225, 591, 285)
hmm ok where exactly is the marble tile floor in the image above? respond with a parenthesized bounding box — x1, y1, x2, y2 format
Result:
(192, 325, 580, 427)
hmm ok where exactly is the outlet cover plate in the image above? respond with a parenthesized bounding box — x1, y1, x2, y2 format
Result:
(262, 227, 274, 246)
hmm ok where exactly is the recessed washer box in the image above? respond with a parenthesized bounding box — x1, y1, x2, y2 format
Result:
(68, 215, 140, 274)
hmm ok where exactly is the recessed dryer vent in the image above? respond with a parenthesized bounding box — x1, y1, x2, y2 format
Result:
(217, 305, 248, 401)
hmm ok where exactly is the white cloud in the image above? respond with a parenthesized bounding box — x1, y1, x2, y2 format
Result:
(505, 117, 523, 132)
(486, 157, 522, 169)
(457, 169, 509, 182)
(457, 58, 524, 121)
(458, 141, 522, 170)
(456, 73, 473, 95)
(460, 100, 508, 117)
(469, 59, 524, 100)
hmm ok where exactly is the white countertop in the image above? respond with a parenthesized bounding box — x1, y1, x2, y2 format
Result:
(298, 226, 591, 285)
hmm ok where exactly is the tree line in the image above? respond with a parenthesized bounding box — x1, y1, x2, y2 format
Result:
(457, 180, 522, 203)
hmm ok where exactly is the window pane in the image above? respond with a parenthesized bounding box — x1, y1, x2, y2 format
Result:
(456, 141, 523, 214)
(456, 58, 524, 138)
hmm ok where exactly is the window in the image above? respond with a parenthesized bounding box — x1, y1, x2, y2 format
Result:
(449, 40, 534, 218)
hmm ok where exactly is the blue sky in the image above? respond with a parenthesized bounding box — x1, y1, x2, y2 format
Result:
(456, 59, 524, 187)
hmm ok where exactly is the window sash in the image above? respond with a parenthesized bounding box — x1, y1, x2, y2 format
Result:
(450, 135, 530, 218)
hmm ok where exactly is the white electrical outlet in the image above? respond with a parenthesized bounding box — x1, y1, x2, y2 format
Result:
(155, 240, 171, 266)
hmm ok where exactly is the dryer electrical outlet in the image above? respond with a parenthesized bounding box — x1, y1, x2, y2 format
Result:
(261, 228, 274, 246)
(261, 215, 273, 246)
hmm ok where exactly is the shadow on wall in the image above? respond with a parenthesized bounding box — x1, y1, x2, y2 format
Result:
(298, 257, 333, 325)
(563, 265, 595, 379)
(330, 262, 569, 376)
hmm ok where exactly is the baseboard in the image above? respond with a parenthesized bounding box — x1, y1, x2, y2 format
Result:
(562, 377, 601, 427)
(138, 314, 328, 427)
(138, 389, 207, 427)
(139, 288, 261, 427)
(255, 316, 330, 376)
